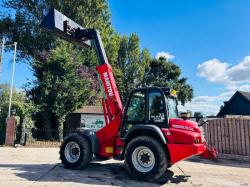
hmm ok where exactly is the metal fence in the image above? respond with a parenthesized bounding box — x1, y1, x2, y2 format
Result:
(204, 118, 250, 156)
(9, 128, 61, 147)
(0, 125, 80, 146)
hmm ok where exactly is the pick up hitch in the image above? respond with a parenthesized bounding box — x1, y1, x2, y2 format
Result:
(200, 143, 218, 160)
(198, 120, 218, 160)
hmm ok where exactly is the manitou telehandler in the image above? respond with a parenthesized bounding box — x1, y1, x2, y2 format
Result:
(40, 9, 214, 182)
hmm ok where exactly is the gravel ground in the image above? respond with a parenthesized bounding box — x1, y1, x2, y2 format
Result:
(0, 147, 249, 187)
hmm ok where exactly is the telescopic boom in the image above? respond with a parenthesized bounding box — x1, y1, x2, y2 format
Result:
(40, 9, 123, 125)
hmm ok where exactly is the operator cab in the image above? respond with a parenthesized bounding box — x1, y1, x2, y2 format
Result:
(120, 87, 178, 137)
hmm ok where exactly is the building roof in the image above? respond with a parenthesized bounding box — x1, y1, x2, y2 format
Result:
(72, 106, 103, 114)
(217, 90, 250, 116)
(239, 91, 250, 101)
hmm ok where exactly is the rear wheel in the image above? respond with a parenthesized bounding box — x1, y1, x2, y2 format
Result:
(60, 133, 92, 169)
(125, 136, 168, 182)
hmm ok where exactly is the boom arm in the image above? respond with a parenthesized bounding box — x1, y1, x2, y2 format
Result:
(40, 9, 123, 123)
(71, 27, 123, 121)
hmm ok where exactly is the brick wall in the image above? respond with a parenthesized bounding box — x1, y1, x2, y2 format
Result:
(5, 117, 16, 146)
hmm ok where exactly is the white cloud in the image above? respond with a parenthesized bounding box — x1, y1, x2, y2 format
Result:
(179, 91, 234, 116)
(192, 96, 216, 103)
(227, 84, 250, 92)
(197, 59, 229, 84)
(178, 102, 219, 116)
(186, 55, 250, 116)
(197, 56, 250, 85)
(238, 84, 250, 91)
(227, 56, 250, 82)
(156, 51, 175, 60)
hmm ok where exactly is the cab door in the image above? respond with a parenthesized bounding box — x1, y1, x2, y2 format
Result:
(148, 88, 168, 128)
(120, 89, 146, 137)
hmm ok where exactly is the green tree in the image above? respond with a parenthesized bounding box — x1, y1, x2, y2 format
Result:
(0, 84, 35, 144)
(27, 42, 91, 140)
(140, 48, 151, 86)
(144, 57, 193, 105)
(116, 33, 151, 103)
(116, 35, 128, 103)
(0, 0, 114, 63)
(125, 33, 142, 90)
(0, 0, 194, 141)
(0, 0, 117, 105)
(0, 0, 119, 139)
(117, 36, 128, 71)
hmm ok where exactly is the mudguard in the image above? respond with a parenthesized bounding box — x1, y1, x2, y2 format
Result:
(124, 124, 167, 145)
(76, 128, 99, 154)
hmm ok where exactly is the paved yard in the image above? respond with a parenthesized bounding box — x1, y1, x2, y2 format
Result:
(0, 147, 250, 187)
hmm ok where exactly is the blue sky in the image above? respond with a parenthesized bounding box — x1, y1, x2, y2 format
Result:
(109, 0, 250, 115)
(1, 0, 250, 115)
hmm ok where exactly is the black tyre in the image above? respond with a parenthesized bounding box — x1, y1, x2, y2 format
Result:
(125, 136, 168, 182)
(59, 133, 92, 169)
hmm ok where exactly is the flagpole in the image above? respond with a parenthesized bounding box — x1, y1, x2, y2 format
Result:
(0, 37, 5, 82)
(8, 42, 17, 117)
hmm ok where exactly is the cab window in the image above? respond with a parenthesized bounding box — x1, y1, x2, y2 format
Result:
(167, 97, 178, 118)
(121, 91, 146, 136)
(126, 91, 146, 122)
(149, 92, 165, 123)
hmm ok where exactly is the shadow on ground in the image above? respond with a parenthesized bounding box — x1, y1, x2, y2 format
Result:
(0, 161, 190, 186)
(187, 156, 250, 169)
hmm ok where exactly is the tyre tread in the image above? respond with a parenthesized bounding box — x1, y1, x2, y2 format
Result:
(59, 132, 92, 169)
(125, 136, 168, 182)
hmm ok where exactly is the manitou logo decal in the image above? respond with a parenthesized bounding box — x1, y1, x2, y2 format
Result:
(103, 72, 114, 97)
(172, 124, 194, 132)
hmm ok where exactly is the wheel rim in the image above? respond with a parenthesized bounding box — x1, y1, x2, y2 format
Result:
(64, 141, 80, 163)
(132, 146, 155, 173)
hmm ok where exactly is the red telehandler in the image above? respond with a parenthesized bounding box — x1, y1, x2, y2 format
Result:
(40, 9, 214, 182)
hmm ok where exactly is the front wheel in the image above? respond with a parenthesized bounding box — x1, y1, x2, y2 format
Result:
(59, 133, 92, 169)
(125, 136, 168, 182)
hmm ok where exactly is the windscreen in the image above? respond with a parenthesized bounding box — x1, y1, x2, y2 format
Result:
(167, 97, 178, 118)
